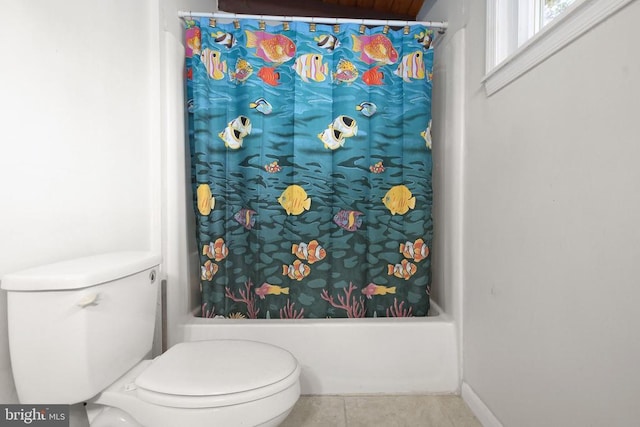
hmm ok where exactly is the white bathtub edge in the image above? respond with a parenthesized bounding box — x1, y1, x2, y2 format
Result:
(180, 301, 459, 395)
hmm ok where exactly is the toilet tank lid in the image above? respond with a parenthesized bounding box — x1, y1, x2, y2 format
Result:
(1, 252, 161, 291)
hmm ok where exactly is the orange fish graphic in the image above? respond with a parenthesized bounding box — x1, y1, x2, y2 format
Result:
(245, 30, 296, 64)
(264, 160, 281, 173)
(399, 238, 430, 262)
(185, 27, 201, 57)
(202, 237, 229, 262)
(369, 161, 385, 174)
(387, 259, 417, 280)
(257, 66, 281, 86)
(362, 66, 384, 86)
(201, 260, 218, 281)
(292, 240, 326, 264)
(282, 260, 311, 281)
(351, 34, 398, 65)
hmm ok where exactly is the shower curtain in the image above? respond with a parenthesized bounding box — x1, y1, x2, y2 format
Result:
(185, 17, 435, 319)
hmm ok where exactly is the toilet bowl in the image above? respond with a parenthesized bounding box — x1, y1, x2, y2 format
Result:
(1, 252, 301, 427)
(90, 340, 301, 427)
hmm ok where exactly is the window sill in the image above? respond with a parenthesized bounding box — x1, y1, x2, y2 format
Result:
(483, 0, 635, 96)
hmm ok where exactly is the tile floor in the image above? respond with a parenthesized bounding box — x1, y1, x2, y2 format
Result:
(280, 395, 482, 427)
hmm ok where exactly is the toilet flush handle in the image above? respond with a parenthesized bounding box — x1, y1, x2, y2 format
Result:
(76, 292, 99, 308)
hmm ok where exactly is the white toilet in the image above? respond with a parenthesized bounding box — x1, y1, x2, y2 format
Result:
(1, 252, 301, 427)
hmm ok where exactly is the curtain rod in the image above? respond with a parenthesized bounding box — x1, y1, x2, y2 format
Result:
(178, 11, 448, 30)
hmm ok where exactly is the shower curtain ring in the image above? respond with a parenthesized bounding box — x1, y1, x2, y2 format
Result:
(259, 16, 266, 30)
(383, 21, 390, 34)
(233, 19, 240, 29)
(404, 21, 410, 34)
(359, 19, 365, 34)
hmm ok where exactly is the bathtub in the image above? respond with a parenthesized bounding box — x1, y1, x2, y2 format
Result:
(179, 302, 459, 395)
(161, 29, 461, 396)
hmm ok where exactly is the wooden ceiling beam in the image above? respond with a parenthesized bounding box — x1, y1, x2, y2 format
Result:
(356, 0, 376, 8)
(408, 0, 425, 17)
(391, 0, 413, 16)
(338, 0, 359, 8)
(218, 0, 418, 20)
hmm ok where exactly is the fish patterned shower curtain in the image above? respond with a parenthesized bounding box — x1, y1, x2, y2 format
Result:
(184, 17, 435, 319)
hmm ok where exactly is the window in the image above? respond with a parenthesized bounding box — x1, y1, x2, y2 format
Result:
(543, 0, 578, 25)
(484, 0, 635, 95)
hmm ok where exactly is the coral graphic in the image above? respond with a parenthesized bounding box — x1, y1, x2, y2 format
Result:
(225, 280, 260, 319)
(386, 298, 414, 317)
(279, 299, 305, 319)
(227, 312, 247, 319)
(202, 303, 216, 318)
(320, 282, 366, 318)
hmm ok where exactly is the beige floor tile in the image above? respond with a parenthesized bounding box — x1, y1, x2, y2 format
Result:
(280, 395, 347, 427)
(438, 395, 483, 427)
(344, 395, 456, 427)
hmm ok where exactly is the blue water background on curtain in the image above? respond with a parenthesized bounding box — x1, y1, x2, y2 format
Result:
(185, 18, 435, 319)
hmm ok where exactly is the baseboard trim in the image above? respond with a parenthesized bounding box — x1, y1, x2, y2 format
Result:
(461, 382, 503, 427)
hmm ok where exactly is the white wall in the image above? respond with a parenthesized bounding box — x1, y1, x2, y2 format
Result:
(420, 3, 466, 380)
(419, 0, 467, 33)
(426, 0, 640, 425)
(0, 0, 162, 403)
(158, 0, 217, 348)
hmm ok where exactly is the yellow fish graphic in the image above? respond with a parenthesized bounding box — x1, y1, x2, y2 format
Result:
(255, 283, 290, 299)
(196, 184, 215, 215)
(361, 283, 397, 299)
(332, 58, 358, 84)
(278, 185, 311, 215)
(229, 115, 252, 138)
(331, 115, 358, 137)
(218, 115, 252, 150)
(382, 185, 416, 215)
(293, 54, 328, 83)
(318, 126, 345, 150)
(421, 119, 432, 150)
(200, 48, 227, 80)
(394, 51, 426, 83)
(229, 58, 253, 83)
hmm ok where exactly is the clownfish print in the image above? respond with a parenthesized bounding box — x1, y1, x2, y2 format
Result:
(201, 260, 218, 281)
(399, 238, 430, 263)
(202, 238, 228, 262)
(387, 259, 417, 280)
(282, 260, 311, 281)
(292, 240, 326, 264)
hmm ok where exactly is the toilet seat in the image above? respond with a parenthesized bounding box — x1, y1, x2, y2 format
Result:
(134, 340, 300, 409)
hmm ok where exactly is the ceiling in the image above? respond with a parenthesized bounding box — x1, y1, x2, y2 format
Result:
(218, 0, 427, 21)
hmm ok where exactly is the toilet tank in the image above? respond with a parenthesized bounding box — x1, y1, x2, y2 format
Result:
(1, 252, 161, 404)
